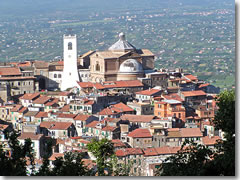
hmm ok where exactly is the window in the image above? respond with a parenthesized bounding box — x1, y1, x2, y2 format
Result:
(54, 74, 57, 78)
(58, 74, 61, 78)
(68, 42, 72, 50)
(18, 82, 20, 86)
(179, 113, 181, 118)
(165, 123, 167, 127)
(40, 70, 43, 75)
(95, 62, 100, 71)
(136, 139, 139, 142)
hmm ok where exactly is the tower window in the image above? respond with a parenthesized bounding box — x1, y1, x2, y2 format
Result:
(95, 62, 100, 71)
(68, 42, 72, 50)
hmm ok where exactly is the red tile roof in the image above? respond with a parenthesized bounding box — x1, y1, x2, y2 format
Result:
(35, 111, 48, 118)
(94, 83, 105, 90)
(60, 104, 70, 112)
(143, 148, 158, 156)
(167, 128, 203, 137)
(18, 132, 43, 140)
(45, 98, 59, 106)
(32, 96, 51, 104)
(84, 100, 95, 105)
(115, 148, 144, 157)
(19, 93, 40, 100)
(58, 91, 71, 96)
(40, 121, 72, 130)
(155, 146, 181, 155)
(128, 128, 152, 138)
(74, 114, 90, 121)
(183, 74, 198, 81)
(162, 93, 184, 102)
(49, 153, 64, 161)
(0, 67, 21, 76)
(101, 126, 117, 132)
(199, 83, 210, 88)
(0, 124, 9, 130)
(85, 121, 99, 128)
(77, 82, 94, 88)
(102, 80, 143, 89)
(57, 113, 77, 119)
(121, 114, 155, 123)
(99, 102, 134, 116)
(136, 88, 161, 96)
(18, 107, 28, 113)
(10, 104, 23, 112)
(111, 139, 126, 147)
(202, 136, 221, 145)
(181, 90, 206, 97)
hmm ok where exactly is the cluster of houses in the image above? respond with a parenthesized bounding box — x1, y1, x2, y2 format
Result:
(0, 66, 222, 176)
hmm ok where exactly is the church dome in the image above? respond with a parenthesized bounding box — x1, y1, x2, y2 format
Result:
(108, 32, 136, 51)
(119, 59, 143, 74)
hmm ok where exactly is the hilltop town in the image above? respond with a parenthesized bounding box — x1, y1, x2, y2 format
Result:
(0, 32, 225, 176)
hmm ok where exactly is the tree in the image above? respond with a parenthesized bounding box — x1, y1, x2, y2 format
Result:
(156, 90, 235, 176)
(87, 138, 115, 176)
(0, 130, 35, 176)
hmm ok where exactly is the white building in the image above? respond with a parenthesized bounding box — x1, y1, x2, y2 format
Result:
(61, 34, 80, 91)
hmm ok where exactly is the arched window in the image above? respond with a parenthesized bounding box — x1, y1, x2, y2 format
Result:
(54, 74, 57, 78)
(68, 42, 72, 50)
(95, 62, 100, 71)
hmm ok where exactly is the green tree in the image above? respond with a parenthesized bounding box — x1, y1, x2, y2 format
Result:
(156, 90, 235, 176)
(0, 130, 35, 176)
(87, 138, 114, 176)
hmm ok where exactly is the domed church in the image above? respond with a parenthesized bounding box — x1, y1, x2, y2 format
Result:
(89, 33, 155, 82)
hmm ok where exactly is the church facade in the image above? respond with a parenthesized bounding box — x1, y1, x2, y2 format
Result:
(88, 33, 155, 83)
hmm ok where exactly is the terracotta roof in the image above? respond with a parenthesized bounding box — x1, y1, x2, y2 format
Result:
(94, 83, 105, 90)
(111, 139, 126, 147)
(33, 61, 49, 69)
(77, 82, 94, 88)
(60, 104, 70, 112)
(0, 76, 35, 80)
(85, 121, 102, 128)
(0, 124, 9, 131)
(35, 111, 48, 118)
(10, 104, 23, 112)
(155, 146, 181, 155)
(181, 90, 206, 97)
(83, 100, 95, 105)
(143, 148, 158, 156)
(184, 74, 198, 81)
(45, 98, 59, 106)
(121, 114, 155, 123)
(32, 96, 51, 104)
(74, 114, 90, 121)
(167, 128, 203, 137)
(0, 67, 21, 76)
(115, 148, 144, 157)
(202, 136, 220, 145)
(49, 153, 64, 161)
(128, 128, 152, 138)
(99, 102, 134, 115)
(18, 132, 43, 140)
(199, 83, 210, 88)
(79, 139, 90, 144)
(82, 159, 96, 169)
(57, 113, 77, 119)
(19, 93, 40, 100)
(162, 93, 184, 102)
(40, 121, 72, 130)
(102, 126, 117, 132)
(58, 91, 71, 96)
(18, 107, 28, 113)
(136, 88, 161, 96)
(24, 111, 39, 117)
(102, 80, 143, 89)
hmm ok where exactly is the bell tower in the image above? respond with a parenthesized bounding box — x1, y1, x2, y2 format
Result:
(61, 33, 79, 91)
